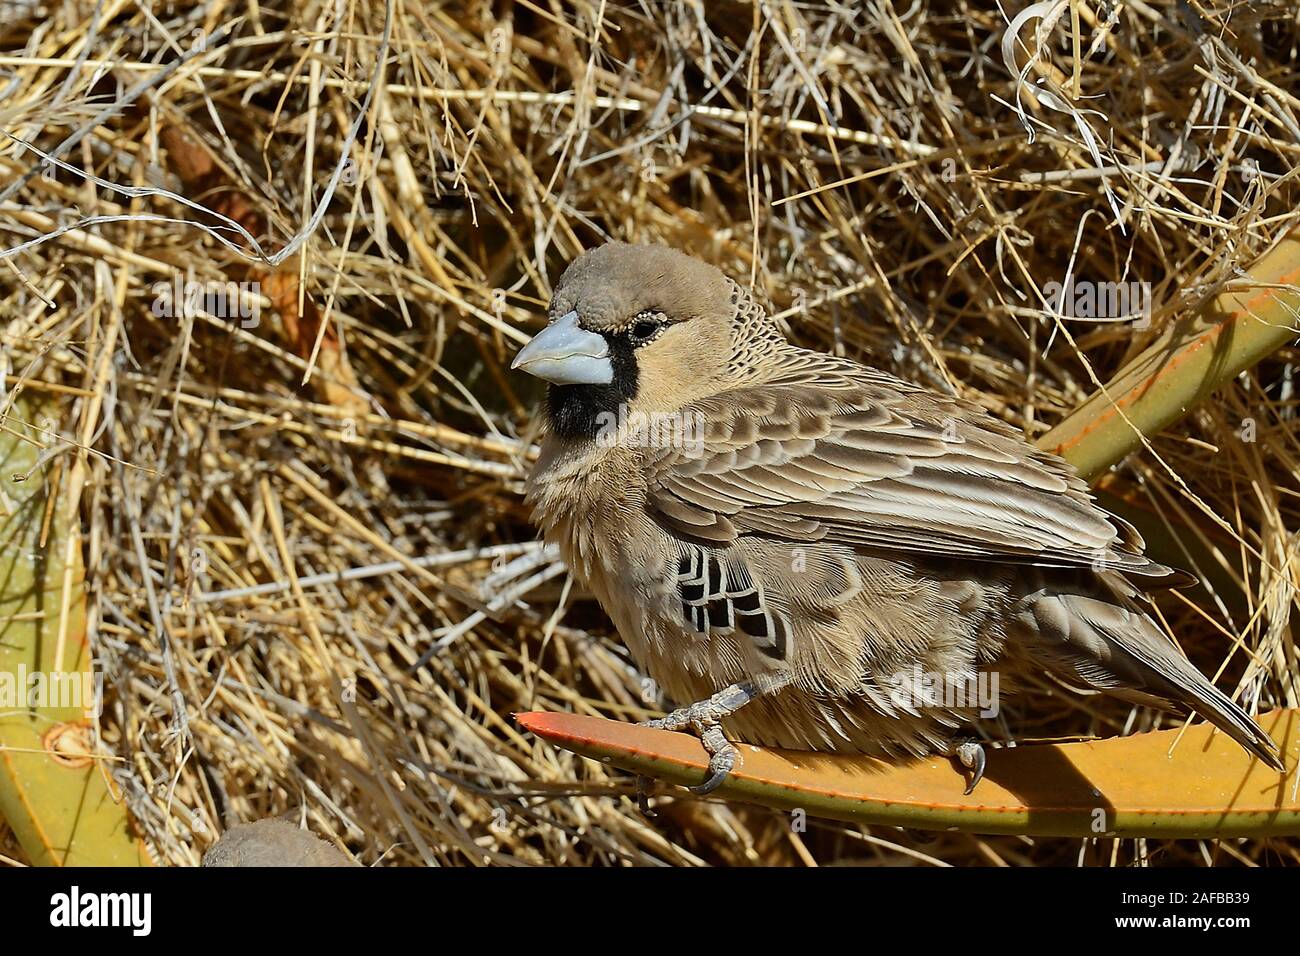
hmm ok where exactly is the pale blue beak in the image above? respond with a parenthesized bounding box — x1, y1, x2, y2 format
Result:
(511, 310, 613, 385)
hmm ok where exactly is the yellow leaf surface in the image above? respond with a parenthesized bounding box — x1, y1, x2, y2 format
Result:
(0, 397, 151, 866)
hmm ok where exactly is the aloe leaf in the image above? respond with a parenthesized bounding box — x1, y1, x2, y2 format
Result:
(519, 709, 1298, 838)
(0, 397, 152, 866)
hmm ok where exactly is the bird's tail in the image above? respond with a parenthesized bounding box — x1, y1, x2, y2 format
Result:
(1103, 621, 1284, 771)
(1015, 576, 1285, 771)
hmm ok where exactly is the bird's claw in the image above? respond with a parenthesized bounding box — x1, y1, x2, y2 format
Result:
(634, 775, 658, 816)
(955, 739, 986, 795)
(688, 723, 738, 794)
(688, 763, 731, 795)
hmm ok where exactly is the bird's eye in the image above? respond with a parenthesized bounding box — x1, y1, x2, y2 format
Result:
(628, 314, 665, 345)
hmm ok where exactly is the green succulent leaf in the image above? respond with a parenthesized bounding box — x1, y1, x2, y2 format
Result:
(0, 397, 151, 866)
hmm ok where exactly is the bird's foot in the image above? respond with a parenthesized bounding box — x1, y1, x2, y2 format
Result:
(640, 681, 756, 794)
(954, 739, 986, 795)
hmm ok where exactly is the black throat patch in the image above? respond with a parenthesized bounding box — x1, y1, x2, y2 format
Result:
(545, 332, 639, 440)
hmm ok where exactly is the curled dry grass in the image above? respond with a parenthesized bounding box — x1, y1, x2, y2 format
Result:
(1, 0, 1298, 866)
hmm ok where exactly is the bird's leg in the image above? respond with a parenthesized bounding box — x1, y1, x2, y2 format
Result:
(641, 672, 790, 795)
(953, 739, 987, 795)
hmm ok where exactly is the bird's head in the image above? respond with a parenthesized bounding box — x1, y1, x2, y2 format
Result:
(511, 242, 781, 440)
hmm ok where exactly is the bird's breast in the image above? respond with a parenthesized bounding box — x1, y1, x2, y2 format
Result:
(526, 439, 646, 579)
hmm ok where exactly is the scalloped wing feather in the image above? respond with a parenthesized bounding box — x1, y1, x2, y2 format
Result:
(647, 361, 1189, 586)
